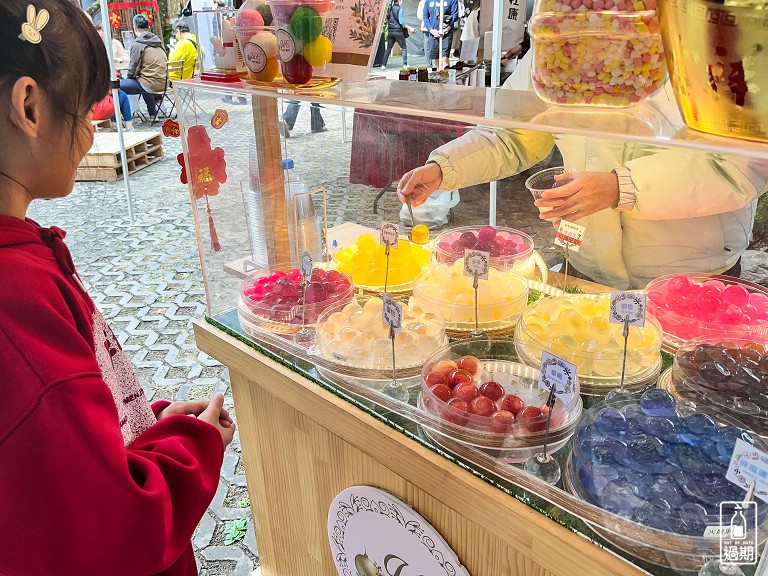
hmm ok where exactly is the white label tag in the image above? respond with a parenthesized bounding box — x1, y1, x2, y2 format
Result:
(301, 250, 313, 281)
(537, 351, 577, 403)
(242, 42, 267, 73)
(332, 351, 348, 363)
(726, 438, 768, 503)
(379, 221, 400, 248)
(704, 525, 733, 539)
(555, 220, 586, 252)
(609, 291, 648, 328)
(382, 294, 403, 334)
(463, 249, 490, 280)
(276, 29, 296, 62)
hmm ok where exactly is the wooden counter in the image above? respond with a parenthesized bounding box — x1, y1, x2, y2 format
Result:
(194, 317, 645, 576)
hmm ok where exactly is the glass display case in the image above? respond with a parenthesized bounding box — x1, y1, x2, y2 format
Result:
(175, 77, 768, 575)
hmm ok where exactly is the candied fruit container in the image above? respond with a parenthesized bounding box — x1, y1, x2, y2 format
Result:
(419, 339, 582, 463)
(332, 233, 432, 297)
(433, 226, 538, 279)
(514, 294, 663, 395)
(564, 389, 768, 570)
(314, 297, 447, 390)
(669, 334, 768, 439)
(233, 25, 284, 85)
(237, 265, 354, 339)
(411, 262, 529, 338)
(263, 0, 335, 86)
(645, 273, 768, 352)
(530, 0, 668, 106)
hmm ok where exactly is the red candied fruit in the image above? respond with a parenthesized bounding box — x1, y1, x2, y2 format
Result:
(449, 369, 473, 387)
(487, 410, 515, 433)
(456, 355, 480, 374)
(310, 269, 327, 282)
(430, 383, 452, 403)
(478, 226, 497, 242)
(499, 394, 525, 416)
(287, 269, 303, 284)
(666, 275, 692, 295)
(519, 406, 545, 433)
(459, 231, 477, 248)
(425, 371, 447, 387)
(446, 398, 470, 425)
(722, 285, 750, 309)
(478, 381, 505, 402)
(325, 270, 342, 282)
(469, 396, 495, 417)
(452, 382, 478, 403)
(433, 359, 458, 380)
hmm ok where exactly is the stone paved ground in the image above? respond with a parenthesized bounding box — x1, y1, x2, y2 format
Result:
(27, 91, 768, 576)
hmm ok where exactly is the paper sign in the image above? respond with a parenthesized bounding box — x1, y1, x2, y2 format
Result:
(459, 37, 479, 62)
(538, 351, 577, 404)
(382, 294, 402, 334)
(609, 291, 648, 328)
(555, 220, 586, 252)
(332, 351, 349, 363)
(463, 249, 490, 280)
(380, 221, 400, 248)
(726, 438, 768, 503)
(301, 250, 314, 281)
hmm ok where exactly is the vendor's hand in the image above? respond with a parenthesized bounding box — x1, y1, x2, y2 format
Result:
(430, 29, 440, 37)
(198, 394, 236, 448)
(157, 397, 234, 429)
(397, 163, 443, 207)
(504, 45, 522, 59)
(534, 171, 619, 223)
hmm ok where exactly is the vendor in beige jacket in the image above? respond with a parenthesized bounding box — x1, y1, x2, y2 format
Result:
(398, 51, 768, 290)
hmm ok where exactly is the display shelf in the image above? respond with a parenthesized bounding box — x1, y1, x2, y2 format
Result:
(175, 78, 768, 160)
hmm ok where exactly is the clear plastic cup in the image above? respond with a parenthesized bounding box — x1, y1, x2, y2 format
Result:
(524, 167, 579, 214)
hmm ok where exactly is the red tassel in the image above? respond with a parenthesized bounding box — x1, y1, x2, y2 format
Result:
(207, 201, 222, 252)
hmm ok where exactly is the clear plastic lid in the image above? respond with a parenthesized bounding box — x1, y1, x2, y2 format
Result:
(412, 261, 529, 337)
(432, 225, 536, 277)
(514, 294, 663, 394)
(646, 273, 768, 352)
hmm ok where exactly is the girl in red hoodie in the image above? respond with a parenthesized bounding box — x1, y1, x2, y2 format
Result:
(0, 2, 234, 574)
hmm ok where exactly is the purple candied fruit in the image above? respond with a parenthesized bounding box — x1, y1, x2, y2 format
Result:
(619, 434, 670, 474)
(474, 240, 494, 253)
(437, 241, 453, 255)
(578, 462, 619, 497)
(679, 413, 717, 446)
(459, 231, 477, 248)
(593, 407, 629, 436)
(598, 478, 645, 516)
(641, 416, 683, 444)
(649, 476, 685, 508)
(488, 240, 501, 257)
(640, 389, 676, 417)
(478, 225, 497, 241)
(633, 499, 678, 532)
(673, 444, 718, 475)
(679, 502, 709, 535)
(450, 240, 464, 254)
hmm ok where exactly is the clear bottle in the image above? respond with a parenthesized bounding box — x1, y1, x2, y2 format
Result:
(731, 505, 747, 540)
(428, 67, 440, 83)
(283, 158, 323, 263)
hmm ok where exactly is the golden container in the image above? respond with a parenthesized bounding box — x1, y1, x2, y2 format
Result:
(659, 0, 768, 142)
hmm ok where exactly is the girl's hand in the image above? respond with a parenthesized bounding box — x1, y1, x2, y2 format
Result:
(198, 394, 236, 448)
(534, 171, 619, 222)
(156, 399, 233, 428)
(397, 163, 443, 207)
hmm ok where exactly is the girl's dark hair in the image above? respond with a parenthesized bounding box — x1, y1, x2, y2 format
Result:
(0, 0, 110, 128)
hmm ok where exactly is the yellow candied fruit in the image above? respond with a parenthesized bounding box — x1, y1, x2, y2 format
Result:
(411, 224, 430, 245)
(356, 233, 377, 254)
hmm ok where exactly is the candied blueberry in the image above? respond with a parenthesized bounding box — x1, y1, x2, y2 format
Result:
(619, 434, 670, 474)
(622, 404, 648, 435)
(641, 416, 683, 444)
(593, 407, 629, 436)
(640, 389, 676, 418)
(578, 462, 620, 498)
(591, 438, 629, 465)
(599, 479, 645, 517)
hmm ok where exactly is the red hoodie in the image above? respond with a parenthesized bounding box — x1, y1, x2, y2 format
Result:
(0, 215, 224, 575)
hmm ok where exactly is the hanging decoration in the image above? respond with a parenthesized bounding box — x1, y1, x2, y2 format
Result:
(109, 10, 122, 28)
(162, 118, 180, 138)
(138, 8, 153, 25)
(177, 126, 227, 252)
(211, 109, 229, 129)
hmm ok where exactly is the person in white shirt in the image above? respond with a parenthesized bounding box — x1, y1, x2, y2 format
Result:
(96, 22, 128, 66)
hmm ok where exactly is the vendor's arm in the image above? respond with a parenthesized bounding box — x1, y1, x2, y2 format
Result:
(126, 42, 142, 78)
(398, 127, 554, 206)
(624, 150, 768, 220)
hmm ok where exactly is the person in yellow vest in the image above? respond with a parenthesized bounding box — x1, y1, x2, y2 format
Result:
(168, 21, 198, 82)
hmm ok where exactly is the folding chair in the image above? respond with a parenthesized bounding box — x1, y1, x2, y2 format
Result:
(150, 60, 184, 126)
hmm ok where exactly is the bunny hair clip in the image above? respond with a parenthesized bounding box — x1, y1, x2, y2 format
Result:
(19, 4, 50, 44)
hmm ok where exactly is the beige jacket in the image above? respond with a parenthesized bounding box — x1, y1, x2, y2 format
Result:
(430, 52, 768, 289)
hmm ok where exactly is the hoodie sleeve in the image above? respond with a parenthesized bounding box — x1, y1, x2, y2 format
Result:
(624, 150, 768, 220)
(0, 279, 223, 574)
(127, 41, 142, 78)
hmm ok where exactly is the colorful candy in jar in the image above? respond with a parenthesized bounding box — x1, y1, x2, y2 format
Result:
(573, 390, 750, 535)
(517, 295, 661, 378)
(333, 234, 431, 288)
(530, 0, 666, 106)
(242, 268, 352, 324)
(317, 297, 444, 368)
(647, 275, 768, 341)
(423, 354, 569, 432)
(412, 260, 528, 324)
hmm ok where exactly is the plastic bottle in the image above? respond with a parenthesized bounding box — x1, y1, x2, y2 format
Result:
(283, 158, 323, 263)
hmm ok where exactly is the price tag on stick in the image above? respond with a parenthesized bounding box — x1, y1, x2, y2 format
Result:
(300, 250, 314, 281)
(555, 220, 586, 252)
(538, 351, 578, 404)
(726, 438, 768, 503)
(380, 221, 400, 247)
(463, 249, 490, 280)
(609, 291, 647, 328)
(382, 294, 403, 334)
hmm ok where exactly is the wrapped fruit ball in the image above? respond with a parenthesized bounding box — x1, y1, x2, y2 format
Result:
(252, 30, 278, 58)
(289, 5, 322, 42)
(302, 34, 333, 67)
(282, 54, 313, 84)
(256, 3, 273, 25)
(236, 8, 265, 27)
(248, 57, 279, 82)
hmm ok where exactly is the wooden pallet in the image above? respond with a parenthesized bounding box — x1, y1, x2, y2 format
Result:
(77, 131, 164, 182)
(91, 118, 113, 132)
